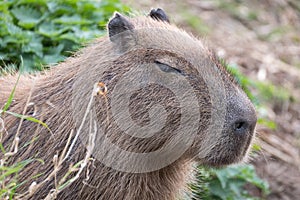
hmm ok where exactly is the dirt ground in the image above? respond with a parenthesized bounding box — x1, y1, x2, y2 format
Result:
(123, 0, 300, 199)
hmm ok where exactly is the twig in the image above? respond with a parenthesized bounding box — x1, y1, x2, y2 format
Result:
(0, 117, 6, 142)
(7, 79, 36, 156)
(18, 82, 101, 199)
(4, 137, 19, 157)
(63, 82, 99, 162)
(17, 129, 75, 199)
(44, 118, 97, 200)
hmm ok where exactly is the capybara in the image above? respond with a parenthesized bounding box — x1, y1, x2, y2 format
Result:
(0, 8, 256, 200)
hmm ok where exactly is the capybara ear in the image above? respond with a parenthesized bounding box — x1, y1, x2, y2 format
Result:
(149, 8, 170, 23)
(108, 12, 134, 43)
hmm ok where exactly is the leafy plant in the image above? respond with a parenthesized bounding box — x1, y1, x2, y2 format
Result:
(0, 0, 130, 73)
(191, 165, 270, 200)
(0, 159, 34, 199)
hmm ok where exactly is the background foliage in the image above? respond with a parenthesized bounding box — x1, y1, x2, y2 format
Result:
(0, 0, 129, 72)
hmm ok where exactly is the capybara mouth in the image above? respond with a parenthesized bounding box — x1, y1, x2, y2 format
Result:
(201, 126, 256, 167)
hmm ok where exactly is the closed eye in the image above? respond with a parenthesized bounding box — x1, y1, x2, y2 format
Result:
(155, 61, 182, 74)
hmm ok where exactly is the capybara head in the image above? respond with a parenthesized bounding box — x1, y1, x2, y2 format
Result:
(71, 8, 257, 172)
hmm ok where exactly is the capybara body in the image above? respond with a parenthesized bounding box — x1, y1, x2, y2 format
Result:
(0, 9, 256, 200)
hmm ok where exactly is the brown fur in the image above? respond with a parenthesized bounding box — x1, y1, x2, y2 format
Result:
(0, 12, 256, 200)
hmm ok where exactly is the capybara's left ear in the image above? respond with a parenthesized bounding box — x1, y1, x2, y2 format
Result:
(108, 12, 136, 52)
(108, 12, 134, 42)
(149, 8, 170, 23)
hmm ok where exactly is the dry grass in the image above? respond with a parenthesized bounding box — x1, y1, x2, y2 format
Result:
(0, 81, 104, 199)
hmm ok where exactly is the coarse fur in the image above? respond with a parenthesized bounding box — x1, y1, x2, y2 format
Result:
(0, 9, 256, 200)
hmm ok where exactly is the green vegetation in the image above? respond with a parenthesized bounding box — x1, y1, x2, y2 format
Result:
(217, 0, 259, 22)
(180, 10, 211, 35)
(0, 0, 129, 73)
(192, 165, 269, 200)
(0, 159, 38, 199)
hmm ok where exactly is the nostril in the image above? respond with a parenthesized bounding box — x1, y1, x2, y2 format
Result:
(233, 120, 249, 134)
(235, 121, 245, 130)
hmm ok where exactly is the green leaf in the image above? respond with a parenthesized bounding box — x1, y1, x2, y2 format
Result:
(228, 179, 244, 197)
(0, 159, 33, 180)
(53, 14, 92, 25)
(22, 36, 43, 57)
(45, 43, 64, 55)
(2, 35, 22, 45)
(208, 179, 228, 200)
(21, 53, 36, 72)
(46, 1, 58, 13)
(72, 26, 103, 41)
(38, 22, 68, 37)
(1, 74, 20, 114)
(1, 110, 51, 132)
(43, 44, 65, 64)
(215, 170, 229, 188)
(46, 2, 75, 15)
(6, 23, 23, 35)
(58, 33, 81, 43)
(0, 52, 7, 60)
(43, 54, 65, 65)
(0, 143, 6, 154)
(11, 6, 42, 29)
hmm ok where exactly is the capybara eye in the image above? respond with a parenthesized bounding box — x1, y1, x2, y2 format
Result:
(155, 61, 182, 74)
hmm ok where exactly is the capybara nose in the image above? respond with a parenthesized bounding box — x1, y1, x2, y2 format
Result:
(232, 117, 256, 135)
(232, 120, 249, 135)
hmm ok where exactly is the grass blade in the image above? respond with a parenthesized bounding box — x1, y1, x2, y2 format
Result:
(0, 110, 51, 132)
(1, 74, 21, 115)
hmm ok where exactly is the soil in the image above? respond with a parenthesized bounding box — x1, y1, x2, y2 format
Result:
(123, 0, 300, 199)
